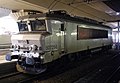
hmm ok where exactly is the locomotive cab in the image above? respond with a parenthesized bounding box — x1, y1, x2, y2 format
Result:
(17, 19, 52, 33)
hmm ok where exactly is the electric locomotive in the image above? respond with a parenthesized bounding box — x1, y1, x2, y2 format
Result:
(6, 10, 112, 74)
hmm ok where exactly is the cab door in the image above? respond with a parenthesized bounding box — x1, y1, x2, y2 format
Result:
(59, 23, 65, 55)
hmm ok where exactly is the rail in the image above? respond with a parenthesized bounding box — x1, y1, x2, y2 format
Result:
(104, 64, 120, 83)
(74, 53, 120, 83)
(18, 50, 120, 83)
(0, 72, 22, 80)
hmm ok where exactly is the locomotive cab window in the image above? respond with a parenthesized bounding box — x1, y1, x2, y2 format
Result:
(77, 27, 108, 40)
(17, 21, 28, 32)
(30, 20, 46, 31)
(61, 24, 64, 31)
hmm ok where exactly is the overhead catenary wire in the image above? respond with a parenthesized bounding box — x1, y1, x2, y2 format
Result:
(50, 0, 107, 22)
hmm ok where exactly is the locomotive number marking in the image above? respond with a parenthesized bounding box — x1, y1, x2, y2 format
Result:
(18, 40, 29, 44)
(46, 45, 57, 50)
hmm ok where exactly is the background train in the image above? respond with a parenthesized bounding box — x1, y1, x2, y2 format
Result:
(6, 10, 112, 74)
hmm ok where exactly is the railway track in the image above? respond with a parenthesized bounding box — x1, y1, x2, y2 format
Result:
(0, 72, 22, 80)
(16, 50, 120, 83)
(0, 72, 33, 83)
(104, 65, 120, 83)
(0, 50, 119, 83)
(74, 52, 120, 83)
(0, 62, 17, 75)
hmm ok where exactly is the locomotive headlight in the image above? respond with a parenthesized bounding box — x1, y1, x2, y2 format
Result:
(29, 45, 38, 52)
(40, 55, 44, 59)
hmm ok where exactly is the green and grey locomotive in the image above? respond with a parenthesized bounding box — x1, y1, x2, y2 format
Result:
(6, 10, 112, 74)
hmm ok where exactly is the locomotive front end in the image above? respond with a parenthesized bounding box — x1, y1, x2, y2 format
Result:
(5, 14, 51, 74)
(6, 34, 46, 74)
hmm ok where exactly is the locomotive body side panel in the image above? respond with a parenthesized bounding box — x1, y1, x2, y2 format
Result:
(44, 19, 112, 63)
(44, 20, 65, 63)
(64, 21, 112, 54)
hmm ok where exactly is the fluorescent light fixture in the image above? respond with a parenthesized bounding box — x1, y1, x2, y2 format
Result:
(116, 12, 120, 15)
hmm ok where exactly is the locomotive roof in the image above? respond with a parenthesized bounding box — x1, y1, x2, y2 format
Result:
(18, 10, 111, 29)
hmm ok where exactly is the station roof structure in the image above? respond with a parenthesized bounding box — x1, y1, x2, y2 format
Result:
(0, 0, 120, 28)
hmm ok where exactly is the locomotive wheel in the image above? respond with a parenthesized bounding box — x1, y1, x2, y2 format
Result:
(68, 54, 76, 61)
(76, 53, 81, 61)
